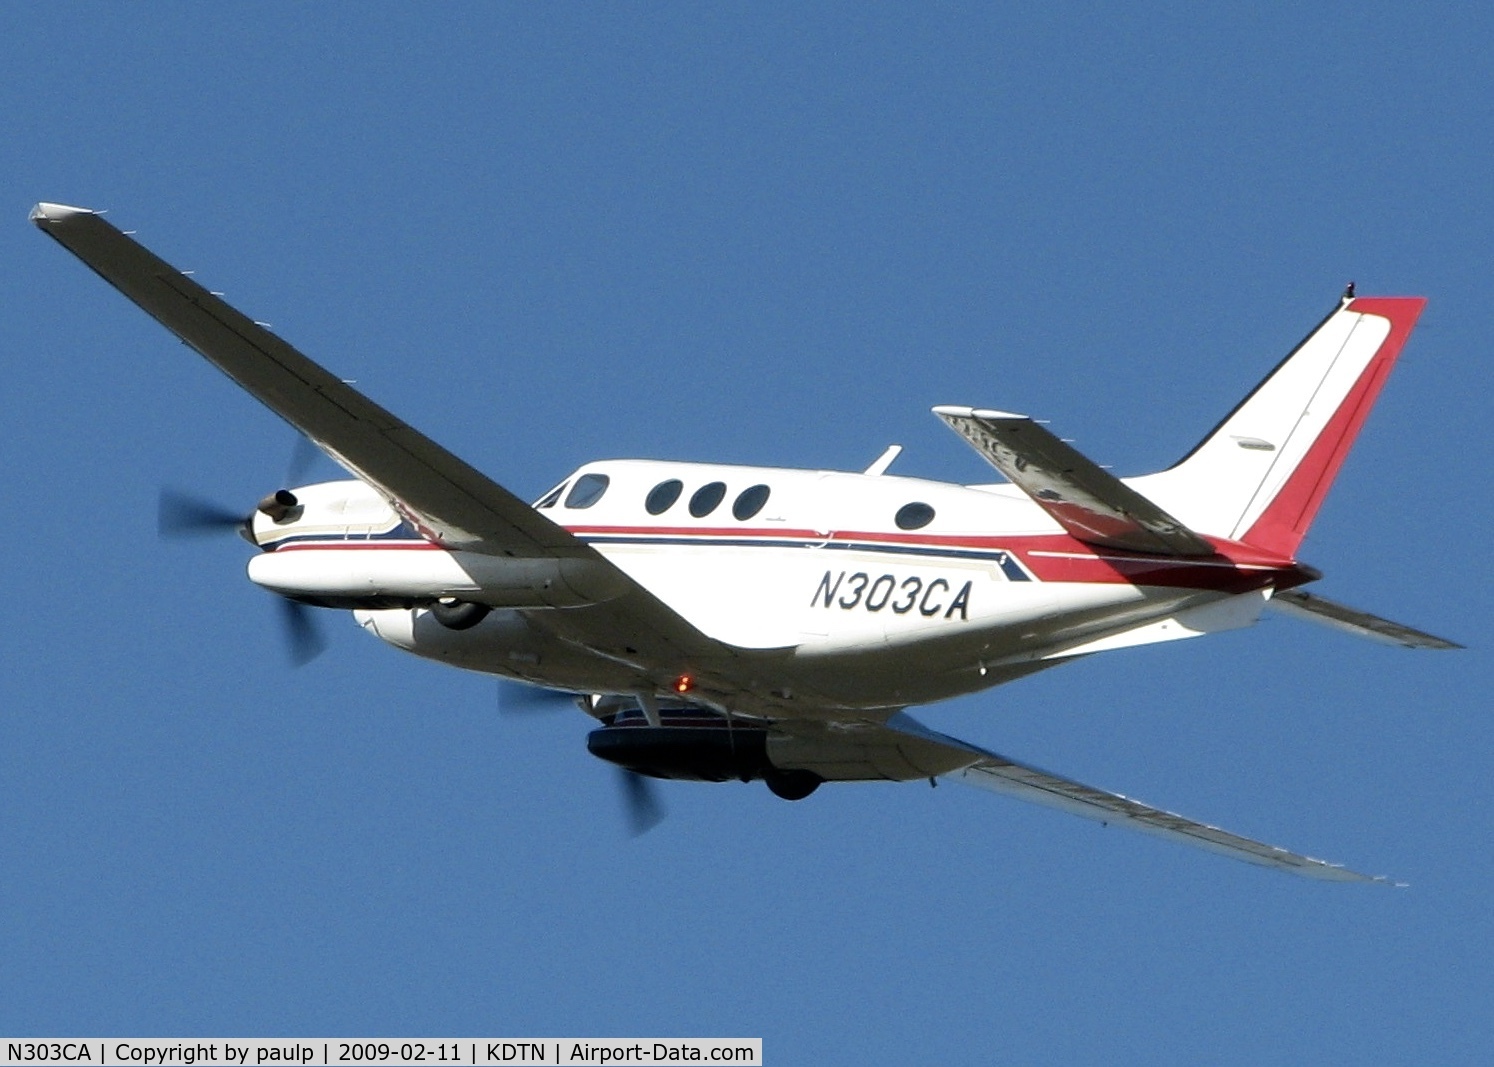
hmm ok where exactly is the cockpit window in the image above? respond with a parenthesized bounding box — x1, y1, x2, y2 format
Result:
(732, 484, 771, 521)
(689, 481, 727, 518)
(534, 481, 567, 509)
(645, 479, 684, 515)
(564, 473, 611, 509)
(895, 502, 935, 530)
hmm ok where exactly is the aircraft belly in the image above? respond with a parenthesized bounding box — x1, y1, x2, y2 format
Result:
(782, 582, 1209, 708)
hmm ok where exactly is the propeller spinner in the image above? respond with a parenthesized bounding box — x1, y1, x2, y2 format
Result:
(157, 485, 327, 667)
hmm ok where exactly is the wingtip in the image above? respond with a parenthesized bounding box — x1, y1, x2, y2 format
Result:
(932, 404, 1031, 421)
(29, 201, 96, 225)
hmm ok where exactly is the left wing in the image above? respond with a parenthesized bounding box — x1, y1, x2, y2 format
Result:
(32, 202, 770, 685)
(773, 714, 1390, 882)
(32, 203, 573, 559)
(934, 406, 1215, 556)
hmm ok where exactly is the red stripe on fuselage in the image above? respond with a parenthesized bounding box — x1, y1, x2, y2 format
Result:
(564, 524, 1310, 592)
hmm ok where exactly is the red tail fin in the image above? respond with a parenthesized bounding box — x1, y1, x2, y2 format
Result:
(1240, 297, 1425, 555)
(1126, 295, 1426, 558)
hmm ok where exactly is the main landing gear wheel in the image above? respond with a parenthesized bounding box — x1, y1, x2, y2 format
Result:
(764, 770, 822, 801)
(430, 598, 490, 630)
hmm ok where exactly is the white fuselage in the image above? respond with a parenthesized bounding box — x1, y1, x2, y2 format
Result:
(247, 459, 1294, 715)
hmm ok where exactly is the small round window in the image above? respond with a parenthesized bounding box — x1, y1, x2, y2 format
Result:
(646, 479, 683, 515)
(732, 484, 771, 521)
(895, 502, 935, 530)
(689, 481, 727, 518)
(564, 473, 611, 509)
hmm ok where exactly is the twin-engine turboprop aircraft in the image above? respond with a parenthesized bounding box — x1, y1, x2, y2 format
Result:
(33, 202, 1459, 882)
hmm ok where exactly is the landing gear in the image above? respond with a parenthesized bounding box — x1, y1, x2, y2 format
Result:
(764, 769, 822, 801)
(429, 598, 490, 630)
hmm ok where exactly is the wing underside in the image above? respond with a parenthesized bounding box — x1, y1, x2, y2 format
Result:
(773, 713, 1389, 882)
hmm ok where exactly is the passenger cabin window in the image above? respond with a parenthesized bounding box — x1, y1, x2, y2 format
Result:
(895, 502, 935, 530)
(564, 473, 610, 509)
(534, 482, 567, 509)
(689, 481, 727, 518)
(646, 479, 684, 515)
(732, 484, 771, 521)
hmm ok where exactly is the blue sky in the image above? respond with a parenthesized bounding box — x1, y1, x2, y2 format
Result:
(2, 3, 1489, 1062)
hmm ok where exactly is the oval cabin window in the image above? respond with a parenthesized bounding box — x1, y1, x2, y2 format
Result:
(689, 481, 727, 518)
(645, 479, 684, 515)
(732, 484, 771, 521)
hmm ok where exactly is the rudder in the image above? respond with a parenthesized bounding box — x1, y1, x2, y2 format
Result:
(1127, 293, 1426, 557)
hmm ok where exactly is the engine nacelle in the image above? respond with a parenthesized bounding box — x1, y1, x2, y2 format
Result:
(586, 711, 823, 800)
(587, 724, 773, 783)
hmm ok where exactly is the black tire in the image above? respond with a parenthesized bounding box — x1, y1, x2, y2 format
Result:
(765, 769, 822, 801)
(429, 599, 491, 631)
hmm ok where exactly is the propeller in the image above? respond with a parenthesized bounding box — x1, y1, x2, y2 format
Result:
(617, 768, 665, 837)
(283, 432, 324, 487)
(277, 598, 329, 667)
(158, 485, 328, 667)
(494, 682, 666, 835)
(158, 489, 247, 538)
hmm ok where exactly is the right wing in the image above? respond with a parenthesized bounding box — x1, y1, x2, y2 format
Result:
(777, 714, 1392, 882)
(32, 202, 765, 682)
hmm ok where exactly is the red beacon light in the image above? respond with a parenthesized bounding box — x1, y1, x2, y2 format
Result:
(673, 675, 694, 694)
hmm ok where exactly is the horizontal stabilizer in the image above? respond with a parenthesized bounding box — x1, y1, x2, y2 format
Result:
(933, 406, 1214, 556)
(883, 714, 1390, 882)
(1271, 590, 1462, 650)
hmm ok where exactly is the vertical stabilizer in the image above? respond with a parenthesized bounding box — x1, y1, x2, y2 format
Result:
(1128, 294, 1425, 557)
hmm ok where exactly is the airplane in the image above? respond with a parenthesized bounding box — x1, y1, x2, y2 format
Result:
(32, 201, 1459, 883)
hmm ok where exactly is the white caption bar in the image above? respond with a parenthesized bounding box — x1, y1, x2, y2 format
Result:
(0, 1040, 762, 1067)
